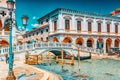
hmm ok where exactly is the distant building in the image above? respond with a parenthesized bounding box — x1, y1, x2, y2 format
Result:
(110, 8, 120, 17)
(23, 8, 120, 53)
(0, 0, 17, 47)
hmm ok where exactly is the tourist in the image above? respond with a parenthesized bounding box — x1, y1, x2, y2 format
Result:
(4, 54, 8, 64)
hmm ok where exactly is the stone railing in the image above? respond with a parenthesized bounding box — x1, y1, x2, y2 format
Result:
(0, 42, 100, 55)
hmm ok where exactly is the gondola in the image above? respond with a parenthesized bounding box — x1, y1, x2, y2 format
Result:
(64, 53, 91, 60)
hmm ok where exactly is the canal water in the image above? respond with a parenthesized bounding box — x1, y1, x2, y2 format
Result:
(34, 59, 120, 80)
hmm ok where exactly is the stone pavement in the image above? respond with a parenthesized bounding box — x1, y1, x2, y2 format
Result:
(0, 59, 62, 80)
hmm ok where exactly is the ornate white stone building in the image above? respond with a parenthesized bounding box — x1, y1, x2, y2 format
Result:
(0, 0, 16, 47)
(23, 8, 120, 53)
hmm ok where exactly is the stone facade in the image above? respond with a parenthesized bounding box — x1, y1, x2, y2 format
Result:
(0, 0, 16, 47)
(23, 8, 120, 53)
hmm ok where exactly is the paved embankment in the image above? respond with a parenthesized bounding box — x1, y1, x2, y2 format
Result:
(0, 58, 62, 80)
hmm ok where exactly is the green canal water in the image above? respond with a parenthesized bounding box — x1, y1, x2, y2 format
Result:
(34, 58, 120, 80)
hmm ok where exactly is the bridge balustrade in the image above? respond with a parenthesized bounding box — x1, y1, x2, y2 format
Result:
(0, 42, 100, 55)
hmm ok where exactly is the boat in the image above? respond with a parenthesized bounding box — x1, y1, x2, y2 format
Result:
(65, 53, 91, 60)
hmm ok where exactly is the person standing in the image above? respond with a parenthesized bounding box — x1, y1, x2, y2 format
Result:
(4, 54, 8, 64)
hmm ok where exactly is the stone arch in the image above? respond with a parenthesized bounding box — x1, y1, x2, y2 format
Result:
(114, 38, 119, 48)
(63, 37, 72, 43)
(4, 18, 9, 31)
(75, 37, 84, 46)
(97, 38, 103, 49)
(0, 40, 9, 47)
(0, 19, 2, 31)
(52, 37, 59, 42)
(87, 38, 94, 47)
(106, 38, 112, 52)
(17, 40, 23, 45)
(38, 49, 72, 57)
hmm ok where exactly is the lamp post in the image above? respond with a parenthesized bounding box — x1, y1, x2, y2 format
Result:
(6, 0, 16, 80)
(21, 15, 29, 30)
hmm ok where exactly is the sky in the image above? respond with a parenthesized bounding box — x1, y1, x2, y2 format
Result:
(16, 0, 120, 31)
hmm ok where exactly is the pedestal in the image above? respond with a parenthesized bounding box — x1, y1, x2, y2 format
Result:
(6, 71, 16, 80)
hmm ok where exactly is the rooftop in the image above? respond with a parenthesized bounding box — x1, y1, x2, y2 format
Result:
(38, 8, 120, 22)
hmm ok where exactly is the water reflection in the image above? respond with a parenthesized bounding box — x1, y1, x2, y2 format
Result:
(34, 59, 120, 80)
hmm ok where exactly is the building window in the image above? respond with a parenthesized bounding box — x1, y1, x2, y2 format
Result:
(54, 21, 57, 31)
(46, 29, 48, 32)
(115, 25, 118, 33)
(36, 32, 39, 35)
(41, 31, 43, 34)
(46, 19, 48, 22)
(41, 38, 43, 41)
(65, 20, 70, 30)
(41, 21, 43, 24)
(98, 23, 101, 32)
(46, 37, 48, 41)
(107, 24, 110, 33)
(88, 22, 92, 32)
(77, 21, 81, 31)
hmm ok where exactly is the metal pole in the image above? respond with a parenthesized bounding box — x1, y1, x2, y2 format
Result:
(78, 47, 80, 71)
(61, 48, 64, 71)
(6, 10, 16, 80)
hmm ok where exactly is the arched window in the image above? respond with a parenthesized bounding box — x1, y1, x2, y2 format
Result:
(107, 24, 110, 33)
(65, 20, 70, 30)
(115, 25, 118, 33)
(54, 21, 57, 31)
(88, 22, 92, 32)
(98, 23, 101, 32)
(77, 21, 81, 31)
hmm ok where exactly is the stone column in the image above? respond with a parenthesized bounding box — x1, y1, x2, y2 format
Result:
(58, 13, 64, 32)
(71, 15, 76, 32)
(49, 18, 53, 34)
(94, 38, 97, 49)
(103, 38, 106, 53)
(83, 37, 87, 47)
(1, 19, 4, 35)
(111, 38, 115, 48)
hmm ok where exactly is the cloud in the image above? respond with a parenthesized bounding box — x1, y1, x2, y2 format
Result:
(26, 28, 29, 31)
(33, 16, 37, 19)
(31, 23, 39, 27)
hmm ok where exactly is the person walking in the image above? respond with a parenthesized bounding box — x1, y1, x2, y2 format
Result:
(4, 54, 8, 64)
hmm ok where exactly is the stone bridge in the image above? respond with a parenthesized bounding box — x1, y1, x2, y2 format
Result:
(0, 42, 100, 57)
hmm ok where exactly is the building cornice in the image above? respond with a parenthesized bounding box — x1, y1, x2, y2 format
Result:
(38, 8, 120, 22)
(49, 33, 120, 38)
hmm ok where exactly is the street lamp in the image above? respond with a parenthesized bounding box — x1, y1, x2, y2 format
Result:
(6, 0, 16, 80)
(21, 15, 29, 30)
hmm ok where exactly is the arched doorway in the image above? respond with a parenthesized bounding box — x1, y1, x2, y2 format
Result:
(63, 37, 72, 43)
(52, 37, 59, 42)
(87, 38, 94, 47)
(106, 38, 112, 52)
(76, 37, 83, 46)
(0, 40, 9, 47)
(97, 38, 103, 49)
(114, 39, 119, 48)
